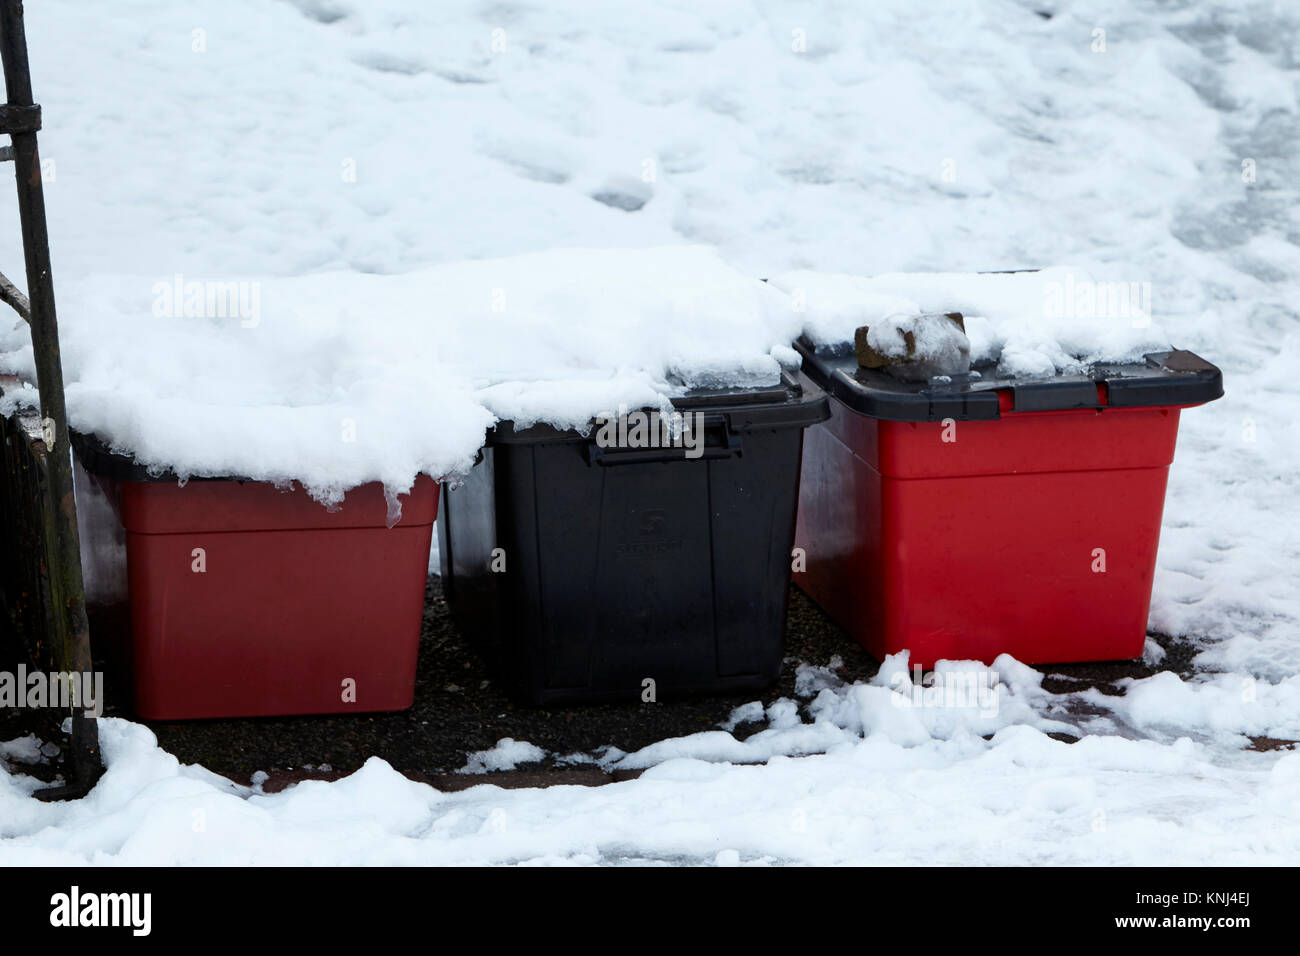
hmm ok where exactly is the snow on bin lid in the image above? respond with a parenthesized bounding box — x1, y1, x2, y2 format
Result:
(490, 370, 830, 444)
(771, 267, 1182, 376)
(1, 247, 806, 507)
(795, 337, 1223, 422)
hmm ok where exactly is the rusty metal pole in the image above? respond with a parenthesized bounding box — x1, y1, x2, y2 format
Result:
(0, 0, 100, 792)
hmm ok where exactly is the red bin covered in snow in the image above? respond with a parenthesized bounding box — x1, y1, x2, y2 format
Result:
(792, 342, 1222, 668)
(74, 434, 436, 720)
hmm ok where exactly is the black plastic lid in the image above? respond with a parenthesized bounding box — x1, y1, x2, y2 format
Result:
(491, 370, 830, 444)
(795, 336, 1223, 422)
(73, 374, 831, 479)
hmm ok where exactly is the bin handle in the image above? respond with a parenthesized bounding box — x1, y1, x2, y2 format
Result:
(586, 427, 742, 466)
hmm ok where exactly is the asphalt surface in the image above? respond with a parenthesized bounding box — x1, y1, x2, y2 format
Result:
(2, 577, 1289, 794)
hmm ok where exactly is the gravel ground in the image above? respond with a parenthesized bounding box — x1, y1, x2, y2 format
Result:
(98, 578, 887, 789)
(2, 576, 1286, 794)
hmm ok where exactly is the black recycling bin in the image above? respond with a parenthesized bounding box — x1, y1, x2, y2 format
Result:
(439, 370, 830, 704)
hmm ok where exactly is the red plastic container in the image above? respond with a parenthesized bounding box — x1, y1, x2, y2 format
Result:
(793, 344, 1222, 668)
(74, 434, 436, 719)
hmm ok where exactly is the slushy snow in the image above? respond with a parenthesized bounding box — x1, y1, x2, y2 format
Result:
(2, 661, 1297, 865)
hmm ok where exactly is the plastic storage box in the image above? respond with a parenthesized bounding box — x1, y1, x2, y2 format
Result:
(438, 372, 830, 704)
(73, 434, 436, 720)
(793, 341, 1222, 668)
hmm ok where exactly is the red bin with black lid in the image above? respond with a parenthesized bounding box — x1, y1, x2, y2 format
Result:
(792, 339, 1223, 668)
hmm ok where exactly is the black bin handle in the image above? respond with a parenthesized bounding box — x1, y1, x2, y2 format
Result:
(585, 425, 742, 466)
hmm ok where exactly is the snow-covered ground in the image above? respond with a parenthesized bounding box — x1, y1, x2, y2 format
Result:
(2, 0, 1299, 864)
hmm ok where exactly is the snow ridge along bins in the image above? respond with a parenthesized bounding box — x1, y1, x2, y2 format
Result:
(438, 371, 830, 704)
(72, 433, 437, 720)
(793, 340, 1223, 668)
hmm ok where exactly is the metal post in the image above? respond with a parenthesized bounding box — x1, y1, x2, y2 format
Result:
(0, 0, 100, 794)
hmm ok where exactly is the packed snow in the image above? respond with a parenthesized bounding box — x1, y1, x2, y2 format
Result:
(2, 246, 804, 505)
(1, 0, 1298, 864)
(776, 268, 1170, 377)
(1, 259, 1180, 504)
(460, 739, 550, 776)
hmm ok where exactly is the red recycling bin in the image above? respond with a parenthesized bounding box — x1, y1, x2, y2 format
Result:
(74, 434, 435, 719)
(793, 343, 1222, 668)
